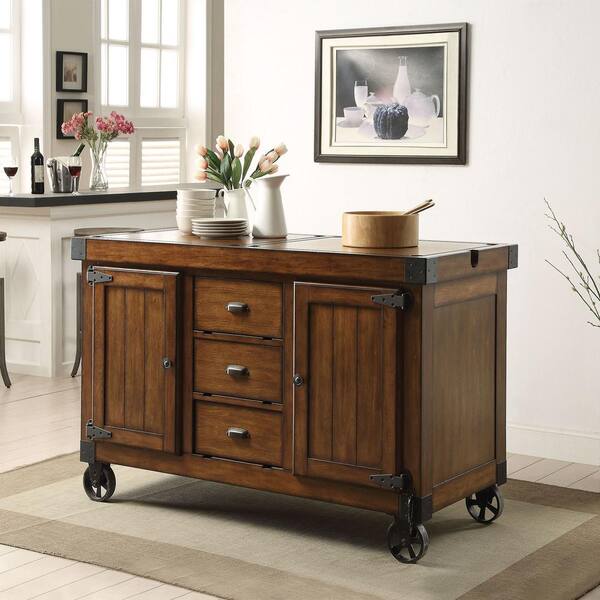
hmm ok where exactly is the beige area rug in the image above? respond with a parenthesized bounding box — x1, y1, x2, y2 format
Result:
(0, 454, 598, 600)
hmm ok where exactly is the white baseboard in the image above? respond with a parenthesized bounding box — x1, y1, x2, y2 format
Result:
(507, 423, 600, 466)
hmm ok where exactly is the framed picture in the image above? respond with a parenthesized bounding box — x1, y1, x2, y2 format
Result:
(56, 51, 88, 92)
(56, 99, 88, 139)
(314, 23, 468, 164)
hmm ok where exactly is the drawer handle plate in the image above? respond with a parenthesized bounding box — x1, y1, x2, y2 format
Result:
(227, 427, 249, 439)
(226, 301, 249, 313)
(226, 364, 249, 377)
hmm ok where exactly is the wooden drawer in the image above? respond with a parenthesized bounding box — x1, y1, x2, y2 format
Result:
(195, 278, 282, 338)
(194, 338, 282, 402)
(195, 400, 282, 466)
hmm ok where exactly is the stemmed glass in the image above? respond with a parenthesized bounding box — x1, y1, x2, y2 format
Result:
(354, 80, 369, 109)
(66, 157, 82, 195)
(3, 158, 18, 196)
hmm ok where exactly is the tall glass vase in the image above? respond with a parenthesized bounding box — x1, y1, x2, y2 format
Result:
(89, 143, 108, 191)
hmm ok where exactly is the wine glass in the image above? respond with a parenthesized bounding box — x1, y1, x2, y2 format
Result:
(3, 158, 18, 196)
(67, 157, 82, 195)
(354, 80, 369, 110)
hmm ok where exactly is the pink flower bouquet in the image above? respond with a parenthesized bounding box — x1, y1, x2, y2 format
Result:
(61, 111, 135, 145)
(61, 111, 134, 190)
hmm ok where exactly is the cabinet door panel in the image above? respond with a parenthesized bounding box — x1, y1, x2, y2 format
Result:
(92, 267, 179, 453)
(294, 283, 398, 487)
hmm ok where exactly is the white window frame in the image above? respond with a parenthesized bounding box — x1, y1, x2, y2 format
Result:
(0, 0, 21, 120)
(97, 0, 186, 187)
(98, 0, 185, 123)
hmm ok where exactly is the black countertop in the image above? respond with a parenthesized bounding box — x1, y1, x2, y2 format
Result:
(0, 186, 220, 208)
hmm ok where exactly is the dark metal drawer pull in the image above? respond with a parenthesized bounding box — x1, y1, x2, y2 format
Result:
(226, 302, 249, 313)
(227, 427, 249, 439)
(226, 364, 249, 377)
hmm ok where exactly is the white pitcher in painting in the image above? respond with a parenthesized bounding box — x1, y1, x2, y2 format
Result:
(244, 174, 288, 239)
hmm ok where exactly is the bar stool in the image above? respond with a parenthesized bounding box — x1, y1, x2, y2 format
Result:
(70, 227, 143, 377)
(0, 232, 10, 388)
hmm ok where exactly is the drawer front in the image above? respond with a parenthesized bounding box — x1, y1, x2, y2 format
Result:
(194, 339, 282, 402)
(195, 401, 282, 466)
(195, 278, 282, 338)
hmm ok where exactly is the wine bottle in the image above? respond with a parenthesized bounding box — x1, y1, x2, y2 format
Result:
(72, 143, 85, 157)
(31, 138, 44, 194)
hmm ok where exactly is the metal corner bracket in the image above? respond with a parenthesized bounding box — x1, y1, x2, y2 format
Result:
(71, 237, 86, 261)
(508, 245, 518, 269)
(405, 257, 438, 284)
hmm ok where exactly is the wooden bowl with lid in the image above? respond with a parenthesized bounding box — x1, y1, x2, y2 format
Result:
(342, 211, 419, 248)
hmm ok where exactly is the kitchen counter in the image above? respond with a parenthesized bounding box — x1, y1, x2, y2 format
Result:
(0, 186, 220, 208)
(0, 189, 221, 376)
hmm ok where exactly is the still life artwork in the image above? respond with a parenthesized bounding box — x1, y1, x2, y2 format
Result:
(315, 24, 468, 164)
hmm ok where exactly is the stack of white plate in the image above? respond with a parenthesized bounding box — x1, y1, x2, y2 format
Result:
(176, 189, 217, 234)
(191, 218, 249, 239)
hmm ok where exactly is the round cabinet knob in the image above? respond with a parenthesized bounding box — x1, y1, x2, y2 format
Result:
(293, 374, 304, 387)
(162, 358, 173, 369)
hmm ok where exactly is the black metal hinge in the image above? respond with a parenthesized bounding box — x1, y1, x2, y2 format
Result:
(86, 420, 112, 440)
(371, 291, 412, 310)
(87, 267, 113, 286)
(370, 472, 412, 492)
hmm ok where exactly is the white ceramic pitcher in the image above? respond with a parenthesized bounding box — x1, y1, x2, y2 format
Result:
(244, 174, 288, 239)
(218, 188, 249, 221)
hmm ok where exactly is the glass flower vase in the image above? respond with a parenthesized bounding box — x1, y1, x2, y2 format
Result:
(89, 145, 108, 191)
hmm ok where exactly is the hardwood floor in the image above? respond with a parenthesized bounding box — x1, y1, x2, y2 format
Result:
(0, 375, 598, 598)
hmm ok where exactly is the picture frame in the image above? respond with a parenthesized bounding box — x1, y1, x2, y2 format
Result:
(56, 51, 88, 93)
(56, 99, 89, 139)
(314, 23, 468, 165)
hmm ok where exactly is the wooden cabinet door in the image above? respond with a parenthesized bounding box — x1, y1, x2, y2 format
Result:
(90, 267, 179, 453)
(294, 283, 398, 486)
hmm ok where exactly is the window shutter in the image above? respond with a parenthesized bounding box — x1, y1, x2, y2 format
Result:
(105, 140, 131, 188)
(141, 138, 181, 186)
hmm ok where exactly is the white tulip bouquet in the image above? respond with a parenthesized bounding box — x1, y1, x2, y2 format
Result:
(194, 135, 287, 190)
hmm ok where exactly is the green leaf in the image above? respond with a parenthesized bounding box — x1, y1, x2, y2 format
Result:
(231, 157, 242, 188)
(220, 154, 232, 188)
(241, 147, 256, 181)
(228, 139, 235, 158)
(206, 149, 221, 170)
(206, 172, 224, 184)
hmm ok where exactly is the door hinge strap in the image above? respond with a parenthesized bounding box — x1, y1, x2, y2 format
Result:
(86, 419, 112, 440)
(371, 291, 412, 310)
(370, 472, 412, 492)
(87, 267, 113, 286)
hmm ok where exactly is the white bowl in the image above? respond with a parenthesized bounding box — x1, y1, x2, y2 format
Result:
(176, 214, 195, 234)
(177, 189, 217, 200)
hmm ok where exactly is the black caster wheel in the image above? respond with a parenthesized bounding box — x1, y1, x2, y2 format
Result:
(83, 463, 116, 502)
(387, 520, 429, 564)
(465, 484, 504, 523)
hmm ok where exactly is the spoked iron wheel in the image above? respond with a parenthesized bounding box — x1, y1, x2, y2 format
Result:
(387, 520, 430, 564)
(465, 484, 504, 523)
(83, 464, 116, 502)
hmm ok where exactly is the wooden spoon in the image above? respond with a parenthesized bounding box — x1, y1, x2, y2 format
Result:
(408, 201, 435, 215)
(403, 199, 433, 215)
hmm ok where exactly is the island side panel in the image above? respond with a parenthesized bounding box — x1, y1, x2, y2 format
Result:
(429, 273, 501, 511)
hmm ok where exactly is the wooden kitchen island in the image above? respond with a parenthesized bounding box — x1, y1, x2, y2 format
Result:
(73, 230, 517, 563)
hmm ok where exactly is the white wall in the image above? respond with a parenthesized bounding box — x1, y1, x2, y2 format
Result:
(45, 0, 97, 188)
(224, 0, 600, 464)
